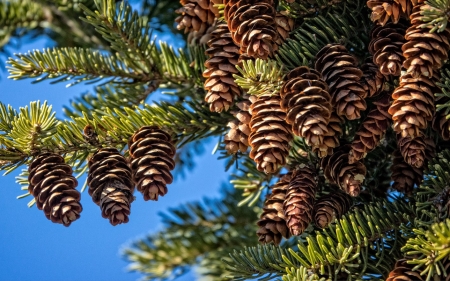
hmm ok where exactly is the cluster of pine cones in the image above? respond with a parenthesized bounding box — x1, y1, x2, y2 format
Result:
(27, 126, 176, 226)
(175, 0, 449, 246)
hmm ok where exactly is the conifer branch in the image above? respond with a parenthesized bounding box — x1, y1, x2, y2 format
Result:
(7, 47, 149, 84)
(0, 0, 46, 32)
(402, 219, 450, 281)
(418, 0, 450, 33)
(123, 188, 259, 280)
(224, 199, 414, 280)
(275, 13, 370, 69)
(234, 59, 286, 97)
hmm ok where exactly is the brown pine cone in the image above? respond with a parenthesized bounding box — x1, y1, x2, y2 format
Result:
(225, 99, 252, 153)
(360, 60, 386, 98)
(403, 6, 450, 78)
(315, 44, 367, 120)
(386, 259, 423, 281)
(280, 66, 333, 156)
(248, 94, 292, 174)
(367, 0, 412, 26)
(391, 149, 423, 195)
(283, 166, 317, 236)
(275, 11, 295, 46)
(397, 132, 435, 168)
(313, 192, 352, 229)
(203, 23, 241, 112)
(369, 21, 406, 77)
(87, 148, 134, 226)
(225, 0, 279, 59)
(128, 126, 176, 201)
(322, 144, 367, 197)
(312, 113, 342, 158)
(389, 73, 439, 138)
(28, 153, 82, 226)
(175, 0, 216, 35)
(257, 173, 292, 245)
(349, 94, 391, 164)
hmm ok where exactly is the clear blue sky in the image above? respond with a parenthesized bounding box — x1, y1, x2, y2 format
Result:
(0, 36, 230, 280)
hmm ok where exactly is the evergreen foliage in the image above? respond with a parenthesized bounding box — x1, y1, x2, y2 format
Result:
(2, 0, 450, 280)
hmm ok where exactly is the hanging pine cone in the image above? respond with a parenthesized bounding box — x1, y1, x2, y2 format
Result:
(322, 144, 367, 197)
(203, 23, 241, 112)
(128, 126, 176, 201)
(280, 66, 334, 157)
(402, 6, 450, 78)
(312, 113, 342, 158)
(87, 148, 134, 226)
(283, 166, 317, 236)
(367, 0, 411, 26)
(397, 132, 435, 168)
(225, 99, 252, 154)
(248, 93, 292, 174)
(391, 149, 423, 195)
(257, 173, 292, 245)
(175, 0, 216, 35)
(313, 191, 352, 229)
(275, 11, 295, 46)
(315, 44, 367, 120)
(389, 73, 439, 138)
(225, 0, 279, 59)
(360, 60, 386, 98)
(349, 94, 391, 164)
(28, 153, 82, 226)
(386, 259, 423, 281)
(369, 21, 406, 77)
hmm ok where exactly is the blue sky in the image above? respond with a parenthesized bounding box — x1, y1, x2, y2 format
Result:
(0, 36, 230, 280)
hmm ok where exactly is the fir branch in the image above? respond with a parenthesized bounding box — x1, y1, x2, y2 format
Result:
(402, 219, 450, 281)
(275, 12, 370, 69)
(234, 59, 286, 97)
(7, 47, 149, 85)
(224, 199, 414, 280)
(123, 188, 258, 280)
(435, 65, 450, 116)
(418, 0, 450, 33)
(0, 99, 230, 173)
(0, 0, 46, 32)
(279, 0, 344, 18)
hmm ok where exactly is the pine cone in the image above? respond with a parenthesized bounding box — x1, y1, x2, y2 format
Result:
(28, 153, 82, 226)
(204, 23, 241, 112)
(313, 192, 352, 229)
(322, 144, 367, 197)
(389, 73, 438, 138)
(349, 94, 391, 164)
(403, 6, 450, 78)
(280, 66, 333, 156)
(360, 60, 386, 98)
(369, 21, 406, 77)
(225, 0, 279, 59)
(283, 166, 317, 236)
(391, 149, 423, 195)
(87, 148, 134, 226)
(257, 174, 292, 245)
(128, 126, 176, 201)
(248, 94, 292, 174)
(312, 113, 342, 158)
(315, 44, 367, 120)
(175, 0, 216, 35)
(397, 132, 435, 168)
(225, 99, 252, 153)
(367, 0, 411, 26)
(386, 259, 423, 281)
(275, 11, 294, 45)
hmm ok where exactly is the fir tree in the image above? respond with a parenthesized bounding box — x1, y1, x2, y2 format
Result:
(3, 0, 450, 280)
